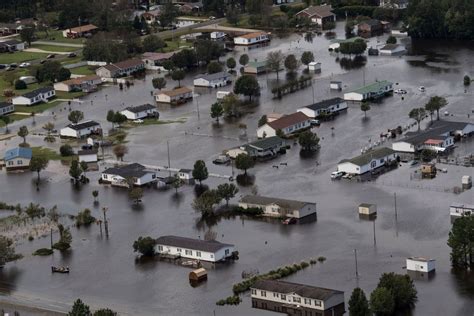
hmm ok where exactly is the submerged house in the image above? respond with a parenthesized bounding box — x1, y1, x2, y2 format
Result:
(251, 279, 345, 316)
(257, 112, 311, 138)
(120, 104, 159, 120)
(60, 120, 101, 139)
(155, 235, 236, 263)
(337, 147, 398, 175)
(239, 195, 317, 219)
(238, 136, 286, 159)
(295, 5, 336, 29)
(297, 97, 348, 118)
(344, 81, 393, 101)
(4, 147, 32, 171)
(101, 163, 157, 187)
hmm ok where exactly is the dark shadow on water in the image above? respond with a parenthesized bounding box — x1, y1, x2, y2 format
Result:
(194, 185, 209, 197)
(171, 192, 184, 206)
(236, 174, 255, 187)
(361, 116, 371, 124)
(304, 32, 314, 43)
(339, 56, 367, 70)
(299, 150, 317, 159)
(134, 255, 159, 271)
(131, 203, 145, 212)
(0, 266, 22, 294)
(452, 268, 474, 298)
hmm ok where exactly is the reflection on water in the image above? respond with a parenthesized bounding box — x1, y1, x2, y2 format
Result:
(339, 56, 367, 70)
(0, 267, 22, 294)
(452, 268, 474, 299)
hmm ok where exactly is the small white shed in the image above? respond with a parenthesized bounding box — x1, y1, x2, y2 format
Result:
(308, 62, 321, 71)
(330, 81, 342, 90)
(358, 203, 377, 215)
(406, 257, 435, 273)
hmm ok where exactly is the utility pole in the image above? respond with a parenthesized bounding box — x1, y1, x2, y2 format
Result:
(50, 228, 53, 248)
(394, 192, 398, 237)
(167, 140, 171, 177)
(373, 220, 376, 246)
(354, 249, 359, 278)
(102, 207, 109, 239)
(196, 95, 200, 119)
(311, 79, 315, 104)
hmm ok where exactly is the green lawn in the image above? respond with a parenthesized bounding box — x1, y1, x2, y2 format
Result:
(70, 65, 96, 76)
(0, 51, 49, 64)
(32, 146, 76, 161)
(30, 44, 76, 53)
(163, 39, 191, 52)
(36, 30, 86, 45)
(0, 114, 28, 127)
(61, 54, 84, 66)
(55, 91, 86, 100)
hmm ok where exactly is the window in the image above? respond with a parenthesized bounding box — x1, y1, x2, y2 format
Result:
(185, 250, 192, 255)
(304, 298, 311, 304)
(177, 248, 182, 252)
(281, 294, 286, 300)
(380, 159, 384, 163)
(293, 297, 301, 303)
(196, 251, 201, 257)
(314, 300, 321, 306)
(157, 245, 163, 251)
(210, 254, 214, 258)
(225, 249, 229, 255)
(370, 161, 377, 168)
(251, 289, 256, 295)
(8, 161, 13, 166)
(273, 293, 279, 298)
(17, 160, 22, 165)
(261, 291, 266, 297)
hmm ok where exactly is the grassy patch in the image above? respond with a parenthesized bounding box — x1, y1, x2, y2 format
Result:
(0, 51, 49, 64)
(15, 100, 61, 113)
(33, 248, 54, 256)
(70, 65, 96, 76)
(32, 146, 76, 161)
(163, 39, 191, 52)
(30, 44, 76, 53)
(61, 54, 84, 66)
(35, 30, 86, 45)
(55, 91, 86, 100)
(123, 118, 187, 127)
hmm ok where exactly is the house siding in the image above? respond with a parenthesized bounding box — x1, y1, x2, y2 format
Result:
(5, 157, 30, 171)
(337, 153, 397, 175)
(156, 244, 235, 262)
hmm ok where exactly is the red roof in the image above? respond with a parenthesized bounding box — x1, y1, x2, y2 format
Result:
(267, 112, 310, 130)
(424, 139, 443, 145)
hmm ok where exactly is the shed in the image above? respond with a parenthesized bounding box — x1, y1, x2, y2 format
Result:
(330, 81, 342, 90)
(406, 257, 435, 274)
(189, 268, 208, 282)
(462, 175, 472, 189)
(358, 203, 377, 216)
(308, 62, 321, 72)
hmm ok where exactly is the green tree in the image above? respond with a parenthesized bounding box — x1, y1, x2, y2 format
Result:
(68, 110, 84, 124)
(267, 50, 284, 80)
(93, 309, 117, 316)
(226, 8, 239, 26)
(0, 236, 22, 267)
(60, 144, 74, 156)
(192, 189, 221, 217)
(113, 144, 128, 161)
(276, 129, 285, 138)
(68, 299, 90, 316)
(258, 115, 267, 127)
(17, 125, 29, 144)
(217, 183, 239, 206)
(464, 75, 471, 86)
(386, 36, 397, 44)
(349, 287, 370, 316)
(171, 69, 185, 87)
(14, 79, 27, 90)
(361, 102, 371, 118)
(192, 160, 208, 185)
(20, 26, 35, 45)
(133, 15, 142, 30)
(207, 61, 223, 74)
(75, 208, 96, 227)
(113, 112, 127, 126)
(420, 148, 437, 162)
(30, 156, 49, 185)
(448, 216, 474, 269)
(226, 57, 237, 71)
(43, 121, 55, 142)
(301, 51, 314, 69)
(69, 160, 83, 182)
(239, 54, 249, 66)
(172, 173, 184, 194)
(159, 3, 178, 28)
(210, 102, 224, 125)
(370, 287, 394, 316)
(129, 187, 144, 204)
(80, 161, 89, 177)
(409, 108, 426, 131)
(194, 39, 223, 64)
(298, 130, 320, 151)
(426, 96, 447, 120)
(106, 110, 116, 128)
(57, 67, 71, 82)
(133, 236, 156, 256)
(235, 153, 254, 175)
(233, 75, 260, 101)
(92, 190, 99, 203)
(284, 54, 298, 73)
(377, 273, 418, 310)
(221, 93, 240, 117)
(152, 77, 166, 90)
(53, 224, 72, 251)
(143, 34, 165, 52)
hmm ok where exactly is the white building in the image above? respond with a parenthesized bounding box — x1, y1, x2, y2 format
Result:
(251, 280, 345, 316)
(0, 102, 14, 116)
(60, 120, 101, 139)
(78, 149, 98, 163)
(155, 87, 193, 104)
(406, 257, 435, 274)
(239, 195, 316, 219)
(210, 31, 226, 40)
(120, 104, 158, 120)
(18, 76, 37, 85)
(379, 44, 406, 55)
(193, 72, 231, 88)
(12, 87, 55, 106)
(62, 24, 98, 38)
(4, 147, 32, 171)
(101, 163, 157, 187)
(337, 147, 398, 175)
(216, 91, 232, 100)
(53, 75, 102, 92)
(449, 203, 474, 218)
(0, 39, 25, 52)
(344, 80, 393, 101)
(240, 136, 286, 158)
(330, 81, 342, 90)
(297, 97, 348, 118)
(178, 169, 194, 184)
(96, 59, 145, 78)
(308, 62, 321, 71)
(234, 31, 270, 45)
(155, 235, 235, 263)
(358, 203, 377, 216)
(257, 112, 311, 138)
(295, 5, 336, 28)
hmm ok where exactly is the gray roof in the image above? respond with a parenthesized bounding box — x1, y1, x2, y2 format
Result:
(339, 147, 395, 166)
(103, 163, 150, 178)
(398, 120, 473, 147)
(179, 168, 192, 173)
(78, 149, 98, 155)
(0, 39, 22, 46)
(252, 280, 343, 301)
(22, 86, 54, 99)
(429, 120, 473, 132)
(156, 235, 234, 253)
(195, 72, 230, 81)
(0, 102, 13, 109)
(124, 103, 156, 113)
(246, 136, 285, 151)
(305, 97, 344, 111)
(66, 120, 100, 131)
(240, 195, 314, 209)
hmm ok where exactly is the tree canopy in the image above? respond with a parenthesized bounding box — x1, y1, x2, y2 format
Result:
(448, 216, 474, 269)
(133, 236, 157, 256)
(192, 160, 209, 185)
(235, 153, 255, 175)
(233, 75, 260, 101)
(348, 287, 370, 316)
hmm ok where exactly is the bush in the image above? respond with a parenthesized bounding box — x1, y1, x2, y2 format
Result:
(33, 248, 54, 256)
(52, 241, 70, 251)
(60, 144, 74, 157)
(14, 80, 27, 90)
(28, 235, 34, 241)
(464, 75, 471, 86)
(317, 256, 326, 262)
(235, 206, 264, 216)
(301, 261, 309, 268)
(75, 208, 96, 227)
(310, 258, 317, 264)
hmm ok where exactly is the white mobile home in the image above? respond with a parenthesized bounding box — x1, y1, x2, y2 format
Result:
(297, 97, 348, 118)
(155, 87, 193, 104)
(60, 120, 101, 139)
(120, 104, 158, 120)
(4, 147, 32, 171)
(239, 195, 316, 219)
(344, 80, 393, 101)
(406, 257, 435, 274)
(216, 91, 232, 100)
(358, 203, 377, 216)
(234, 31, 269, 45)
(337, 147, 398, 175)
(101, 163, 157, 187)
(156, 235, 235, 263)
(78, 149, 98, 163)
(449, 203, 474, 218)
(12, 87, 55, 106)
(194, 72, 231, 88)
(257, 112, 311, 138)
(0, 102, 14, 116)
(379, 44, 406, 55)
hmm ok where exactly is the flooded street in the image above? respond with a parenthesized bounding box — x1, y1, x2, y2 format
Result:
(0, 22, 473, 315)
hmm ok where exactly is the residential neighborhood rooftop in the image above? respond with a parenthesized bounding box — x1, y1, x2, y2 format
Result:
(195, 72, 230, 81)
(351, 80, 393, 94)
(340, 147, 395, 166)
(305, 97, 344, 111)
(155, 235, 234, 252)
(245, 136, 285, 151)
(238, 31, 268, 39)
(103, 163, 150, 178)
(240, 195, 313, 210)
(297, 5, 334, 18)
(66, 24, 98, 33)
(0, 102, 13, 109)
(22, 86, 54, 98)
(125, 104, 156, 113)
(160, 86, 192, 96)
(4, 147, 32, 160)
(66, 120, 100, 131)
(251, 279, 343, 300)
(267, 112, 310, 130)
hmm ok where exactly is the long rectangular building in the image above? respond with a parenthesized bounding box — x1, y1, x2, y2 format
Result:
(239, 195, 316, 219)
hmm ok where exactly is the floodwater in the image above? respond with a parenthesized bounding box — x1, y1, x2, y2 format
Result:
(0, 22, 473, 315)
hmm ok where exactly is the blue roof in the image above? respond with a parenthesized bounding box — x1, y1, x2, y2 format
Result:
(4, 147, 32, 161)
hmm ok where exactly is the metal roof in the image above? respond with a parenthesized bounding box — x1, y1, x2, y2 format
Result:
(267, 112, 310, 130)
(156, 235, 234, 253)
(350, 80, 393, 95)
(240, 195, 314, 209)
(195, 72, 230, 82)
(103, 163, 150, 178)
(251, 280, 343, 301)
(339, 147, 395, 166)
(21, 86, 54, 99)
(65, 120, 100, 131)
(246, 136, 285, 151)
(304, 97, 345, 111)
(124, 104, 156, 113)
(4, 147, 32, 161)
